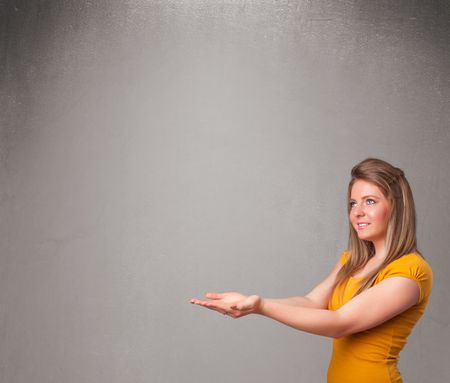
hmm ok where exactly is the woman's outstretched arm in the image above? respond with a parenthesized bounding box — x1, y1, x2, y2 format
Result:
(191, 276, 419, 338)
(258, 276, 419, 337)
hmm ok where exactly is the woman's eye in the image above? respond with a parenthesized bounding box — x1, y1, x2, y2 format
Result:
(349, 201, 357, 208)
(366, 199, 376, 205)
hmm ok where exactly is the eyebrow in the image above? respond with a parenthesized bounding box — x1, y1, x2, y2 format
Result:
(349, 195, 380, 201)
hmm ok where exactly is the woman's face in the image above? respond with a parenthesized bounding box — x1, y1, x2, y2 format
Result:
(349, 180, 391, 244)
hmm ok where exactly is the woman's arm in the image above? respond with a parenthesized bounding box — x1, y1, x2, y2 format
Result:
(264, 296, 319, 308)
(249, 277, 419, 338)
(191, 277, 420, 338)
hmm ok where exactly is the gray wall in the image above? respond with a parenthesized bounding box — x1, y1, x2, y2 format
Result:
(1, 1, 449, 382)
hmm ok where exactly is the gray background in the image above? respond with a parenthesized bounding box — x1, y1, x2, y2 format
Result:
(1, 1, 449, 382)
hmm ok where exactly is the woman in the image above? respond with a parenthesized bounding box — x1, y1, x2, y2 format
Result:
(190, 158, 433, 383)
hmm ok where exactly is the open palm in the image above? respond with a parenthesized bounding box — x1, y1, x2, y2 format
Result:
(190, 292, 261, 318)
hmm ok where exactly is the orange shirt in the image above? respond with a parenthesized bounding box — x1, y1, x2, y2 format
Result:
(327, 252, 433, 383)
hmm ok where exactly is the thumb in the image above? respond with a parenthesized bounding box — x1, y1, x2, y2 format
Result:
(233, 296, 258, 311)
(232, 301, 249, 311)
(205, 292, 223, 300)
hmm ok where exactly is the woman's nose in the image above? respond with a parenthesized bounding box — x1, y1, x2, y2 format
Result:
(352, 204, 365, 217)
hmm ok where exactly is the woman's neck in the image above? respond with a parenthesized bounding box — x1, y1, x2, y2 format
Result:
(372, 239, 387, 260)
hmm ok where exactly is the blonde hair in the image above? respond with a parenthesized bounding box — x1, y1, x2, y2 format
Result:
(333, 158, 421, 297)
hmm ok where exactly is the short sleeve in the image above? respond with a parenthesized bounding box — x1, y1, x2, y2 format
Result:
(378, 254, 433, 304)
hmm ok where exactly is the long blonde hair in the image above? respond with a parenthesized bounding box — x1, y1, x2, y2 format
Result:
(333, 158, 421, 297)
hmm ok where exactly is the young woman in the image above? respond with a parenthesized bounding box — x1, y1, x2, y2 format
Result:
(190, 158, 433, 383)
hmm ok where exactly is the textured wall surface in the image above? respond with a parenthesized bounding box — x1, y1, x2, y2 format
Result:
(1, 1, 449, 382)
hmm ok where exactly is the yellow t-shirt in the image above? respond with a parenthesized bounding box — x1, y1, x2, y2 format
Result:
(327, 252, 433, 383)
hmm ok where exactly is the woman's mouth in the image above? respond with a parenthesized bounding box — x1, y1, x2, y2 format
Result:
(357, 223, 370, 230)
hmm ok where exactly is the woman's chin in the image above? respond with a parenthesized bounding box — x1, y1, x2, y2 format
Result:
(357, 232, 372, 241)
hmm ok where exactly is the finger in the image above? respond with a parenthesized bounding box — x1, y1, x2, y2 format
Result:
(191, 298, 219, 306)
(201, 303, 229, 315)
(190, 298, 204, 304)
(192, 299, 223, 312)
(193, 299, 225, 311)
(190, 299, 211, 307)
(201, 301, 230, 311)
(205, 292, 223, 300)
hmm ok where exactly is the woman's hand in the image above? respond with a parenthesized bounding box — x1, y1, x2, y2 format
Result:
(190, 292, 262, 318)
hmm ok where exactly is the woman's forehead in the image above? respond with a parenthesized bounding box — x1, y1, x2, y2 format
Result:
(350, 179, 385, 198)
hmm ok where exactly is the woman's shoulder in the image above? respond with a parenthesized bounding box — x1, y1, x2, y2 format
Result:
(379, 253, 433, 303)
(337, 251, 431, 272)
(385, 253, 433, 275)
